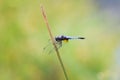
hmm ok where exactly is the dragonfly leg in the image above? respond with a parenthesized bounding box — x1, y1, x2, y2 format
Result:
(56, 41, 62, 49)
(48, 41, 62, 54)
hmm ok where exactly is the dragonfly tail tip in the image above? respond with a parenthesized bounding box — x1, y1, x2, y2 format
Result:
(78, 37, 85, 39)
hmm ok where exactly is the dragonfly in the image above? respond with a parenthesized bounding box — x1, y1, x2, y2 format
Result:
(43, 35, 85, 54)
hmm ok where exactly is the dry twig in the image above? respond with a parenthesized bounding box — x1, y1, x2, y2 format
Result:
(41, 5, 69, 80)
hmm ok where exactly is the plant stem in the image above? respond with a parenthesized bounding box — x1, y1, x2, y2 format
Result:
(41, 5, 68, 80)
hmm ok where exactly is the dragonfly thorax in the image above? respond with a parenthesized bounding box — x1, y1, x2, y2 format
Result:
(55, 35, 70, 42)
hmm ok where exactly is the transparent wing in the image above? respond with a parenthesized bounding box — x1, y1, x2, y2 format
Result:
(42, 40, 62, 54)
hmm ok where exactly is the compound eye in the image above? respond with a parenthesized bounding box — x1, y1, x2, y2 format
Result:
(55, 37, 58, 41)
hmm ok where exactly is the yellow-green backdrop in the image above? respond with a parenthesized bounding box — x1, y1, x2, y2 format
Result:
(0, 0, 120, 80)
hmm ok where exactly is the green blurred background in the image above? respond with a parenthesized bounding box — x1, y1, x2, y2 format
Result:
(0, 0, 120, 80)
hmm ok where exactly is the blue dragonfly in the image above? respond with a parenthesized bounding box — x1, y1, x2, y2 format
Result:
(43, 35, 85, 54)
